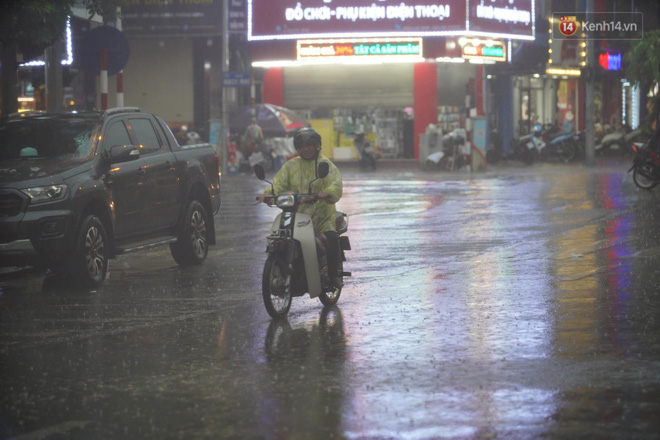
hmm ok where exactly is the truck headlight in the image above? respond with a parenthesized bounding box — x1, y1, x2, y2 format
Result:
(276, 194, 296, 208)
(22, 184, 69, 205)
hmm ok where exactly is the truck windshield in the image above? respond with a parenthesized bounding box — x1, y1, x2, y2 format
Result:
(0, 117, 101, 161)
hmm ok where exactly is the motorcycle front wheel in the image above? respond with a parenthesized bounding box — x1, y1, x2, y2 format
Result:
(633, 161, 658, 190)
(558, 140, 577, 162)
(319, 259, 342, 307)
(263, 255, 293, 318)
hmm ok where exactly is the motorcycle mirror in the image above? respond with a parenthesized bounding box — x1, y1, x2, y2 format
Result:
(317, 161, 330, 179)
(254, 165, 266, 181)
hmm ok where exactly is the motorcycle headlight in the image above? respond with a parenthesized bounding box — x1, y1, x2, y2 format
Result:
(22, 184, 69, 205)
(276, 194, 296, 208)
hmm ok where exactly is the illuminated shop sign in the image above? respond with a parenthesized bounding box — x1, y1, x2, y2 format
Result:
(599, 51, 621, 71)
(468, 0, 534, 39)
(460, 39, 506, 62)
(248, 0, 534, 41)
(297, 38, 423, 60)
(122, 0, 223, 36)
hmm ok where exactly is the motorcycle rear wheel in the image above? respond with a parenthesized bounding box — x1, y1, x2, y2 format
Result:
(263, 255, 292, 318)
(633, 161, 658, 190)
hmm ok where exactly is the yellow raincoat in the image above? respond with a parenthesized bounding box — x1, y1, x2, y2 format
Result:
(271, 154, 343, 235)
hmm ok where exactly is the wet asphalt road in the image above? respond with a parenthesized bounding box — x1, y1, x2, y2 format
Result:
(1, 158, 660, 439)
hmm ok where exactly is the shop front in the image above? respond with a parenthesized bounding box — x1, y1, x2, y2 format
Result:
(258, 59, 478, 160)
(538, 17, 641, 146)
(247, 0, 536, 161)
(512, 74, 557, 137)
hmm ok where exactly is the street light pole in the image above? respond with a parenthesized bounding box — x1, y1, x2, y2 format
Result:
(584, 0, 595, 166)
(221, 0, 229, 176)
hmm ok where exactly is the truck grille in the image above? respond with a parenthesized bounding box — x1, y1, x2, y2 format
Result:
(0, 191, 26, 217)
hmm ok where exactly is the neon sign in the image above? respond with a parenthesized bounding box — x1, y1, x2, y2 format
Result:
(297, 38, 423, 60)
(599, 51, 621, 71)
(460, 39, 506, 62)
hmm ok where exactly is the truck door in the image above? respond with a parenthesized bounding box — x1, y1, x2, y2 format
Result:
(126, 117, 179, 232)
(102, 120, 151, 239)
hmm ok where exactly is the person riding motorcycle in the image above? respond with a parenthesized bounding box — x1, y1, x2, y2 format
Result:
(257, 128, 344, 288)
(242, 117, 264, 154)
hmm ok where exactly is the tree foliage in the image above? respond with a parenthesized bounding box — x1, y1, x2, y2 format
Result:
(0, 0, 120, 115)
(0, 0, 74, 62)
(0, 0, 119, 59)
(625, 30, 660, 125)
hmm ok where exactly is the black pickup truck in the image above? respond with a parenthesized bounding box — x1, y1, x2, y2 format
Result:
(0, 107, 221, 286)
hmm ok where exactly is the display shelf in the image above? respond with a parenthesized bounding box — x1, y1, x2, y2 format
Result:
(437, 105, 463, 133)
(376, 117, 400, 158)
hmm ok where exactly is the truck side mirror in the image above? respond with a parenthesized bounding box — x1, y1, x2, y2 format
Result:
(107, 145, 140, 163)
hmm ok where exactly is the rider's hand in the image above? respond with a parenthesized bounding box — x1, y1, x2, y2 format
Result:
(257, 194, 273, 204)
(318, 191, 330, 200)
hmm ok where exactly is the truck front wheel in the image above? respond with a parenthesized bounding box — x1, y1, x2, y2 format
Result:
(68, 214, 109, 287)
(170, 200, 209, 266)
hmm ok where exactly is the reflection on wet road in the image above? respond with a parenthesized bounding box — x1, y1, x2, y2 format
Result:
(2, 160, 660, 439)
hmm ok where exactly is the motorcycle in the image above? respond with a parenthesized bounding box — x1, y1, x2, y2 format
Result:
(629, 140, 660, 190)
(513, 124, 546, 164)
(425, 128, 470, 171)
(176, 125, 204, 146)
(596, 126, 641, 156)
(514, 123, 577, 164)
(542, 126, 578, 162)
(353, 132, 377, 171)
(254, 162, 351, 318)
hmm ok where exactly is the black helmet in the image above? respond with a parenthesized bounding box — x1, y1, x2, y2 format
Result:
(294, 128, 322, 153)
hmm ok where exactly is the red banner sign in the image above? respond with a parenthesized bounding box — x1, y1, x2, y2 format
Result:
(249, 0, 534, 41)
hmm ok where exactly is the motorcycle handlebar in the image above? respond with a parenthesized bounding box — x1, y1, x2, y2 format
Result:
(301, 194, 318, 204)
(255, 193, 320, 205)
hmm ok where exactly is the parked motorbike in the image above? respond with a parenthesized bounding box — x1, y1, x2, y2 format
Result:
(542, 127, 578, 162)
(629, 140, 660, 190)
(254, 162, 352, 318)
(425, 128, 470, 171)
(248, 143, 276, 171)
(596, 125, 642, 155)
(176, 125, 204, 146)
(354, 132, 377, 171)
(513, 124, 545, 164)
(514, 123, 577, 164)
